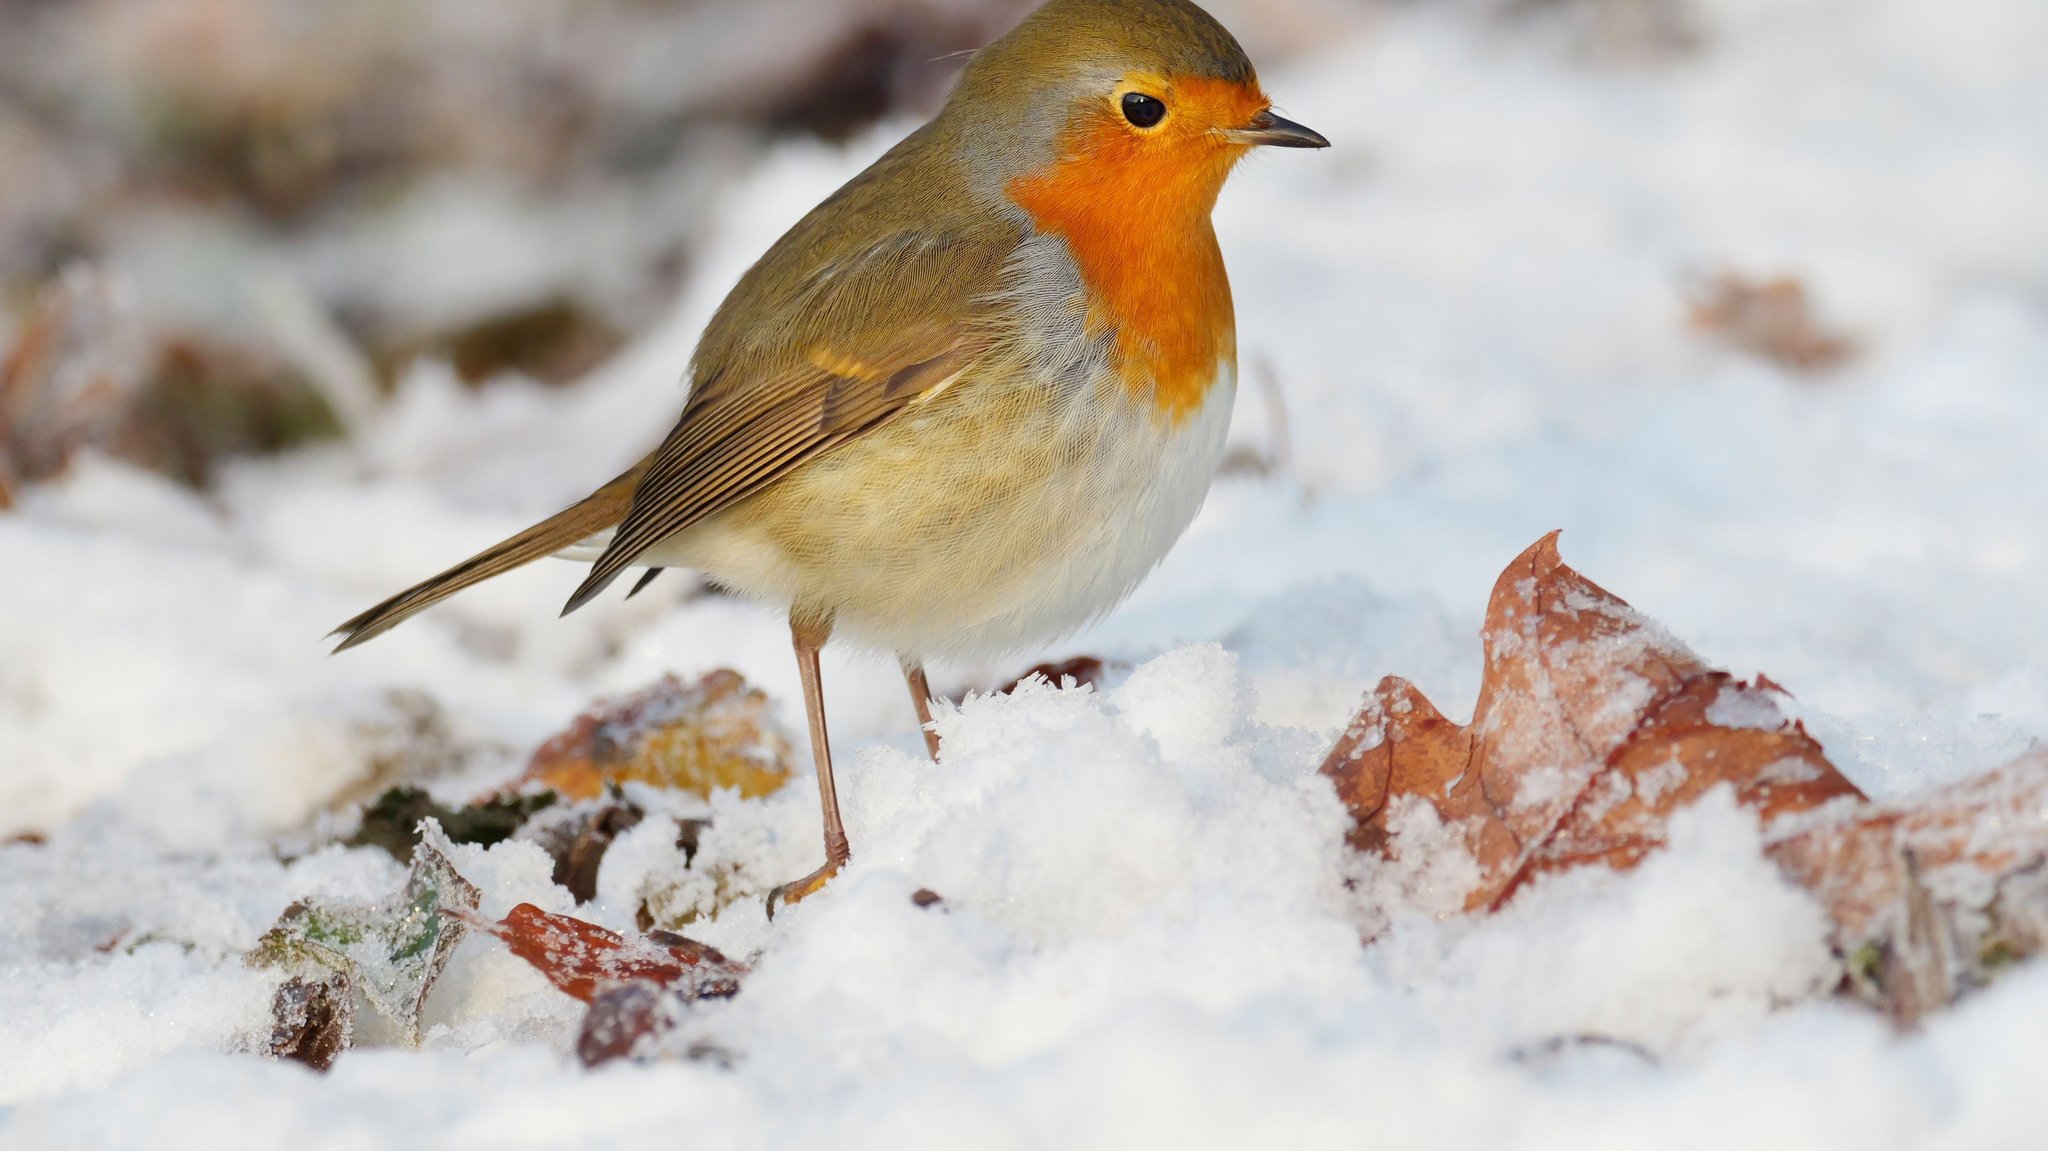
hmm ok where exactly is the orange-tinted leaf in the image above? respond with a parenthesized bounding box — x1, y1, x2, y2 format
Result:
(465, 903, 743, 1004)
(1767, 750, 2048, 1023)
(1323, 533, 1865, 911)
(1685, 271, 1855, 372)
(1321, 677, 1515, 872)
(519, 671, 793, 802)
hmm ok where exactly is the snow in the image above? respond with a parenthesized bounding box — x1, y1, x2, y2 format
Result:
(6, 0, 2048, 1145)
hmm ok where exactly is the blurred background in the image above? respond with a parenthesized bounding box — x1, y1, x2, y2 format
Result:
(0, 0, 1725, 501)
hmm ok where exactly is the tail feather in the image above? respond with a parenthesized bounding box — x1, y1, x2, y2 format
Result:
(330, 460, 648, 652)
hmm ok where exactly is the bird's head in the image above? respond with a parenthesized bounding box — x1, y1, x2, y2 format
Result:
(944, 0, 1327, 222)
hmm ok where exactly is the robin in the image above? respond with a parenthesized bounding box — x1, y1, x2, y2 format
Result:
(334, 0, 1326, 910)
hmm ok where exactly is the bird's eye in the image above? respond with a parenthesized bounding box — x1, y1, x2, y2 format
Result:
(1121, 93, 1167, 129)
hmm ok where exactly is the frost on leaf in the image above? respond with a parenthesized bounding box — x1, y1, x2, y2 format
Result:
(460, 903, 743, 1069)
(462, 903, 744, 1005)
(1767, 750, 2048, 1026)
(518, 671, 794, 802)
(1322, 534, 2048, 1023)
(1322, 532, 1864, 912)
(250, 822, 481, 1046)
(267, 970, 353, 1072)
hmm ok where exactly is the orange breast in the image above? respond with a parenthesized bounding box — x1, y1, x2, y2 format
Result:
(1009, 80, 1258, 423)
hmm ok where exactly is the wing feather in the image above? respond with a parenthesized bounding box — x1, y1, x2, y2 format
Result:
(562, 223, 1018, 614)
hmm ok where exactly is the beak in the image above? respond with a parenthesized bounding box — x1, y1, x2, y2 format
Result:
(1225, 109, 1329, 149)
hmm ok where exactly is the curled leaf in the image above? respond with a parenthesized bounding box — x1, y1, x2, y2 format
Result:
(1323, 533, 1864, 911)
(250, 822, 480, 1044)
(1768, 750, 2048, 1025)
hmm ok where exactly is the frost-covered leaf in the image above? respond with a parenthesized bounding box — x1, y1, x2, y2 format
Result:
(250, 822, 481, 1044)
(519, 672, 794, 802)
(1323, 532, 1865, 911)
(1325, 535, 2048, 1024)
(462, 903, 743, 1005)
(575, 982, 741, 1070)
(1769, 750, 2048, 1025)
(267, 971, 354, 1072)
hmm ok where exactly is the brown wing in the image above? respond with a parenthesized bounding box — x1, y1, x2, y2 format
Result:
(561, 223, 1018, 614)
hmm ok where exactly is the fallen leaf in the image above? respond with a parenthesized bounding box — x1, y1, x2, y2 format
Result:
(267, 971, 353, 1072)
(250, 821, 481, 1044)
(1685, 270, 1855, 372)
(463, 903, 743, 1005)
(526, 797, 647, 905)
(1768, 750, 2048, 1025)
(520, 671, 794, 802)
(1325, 535, 2048, 1024)
(575, 981, 675, 1068)
(1322, 532, 1864, 911)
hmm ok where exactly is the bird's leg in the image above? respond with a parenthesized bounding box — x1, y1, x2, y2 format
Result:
(902, 659, 942, 762)
(767, 611, 849, 916)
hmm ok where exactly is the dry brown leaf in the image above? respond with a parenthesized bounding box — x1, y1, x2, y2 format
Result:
(519, 671, 794, 803)
(463, 903, 743, 1005)
(267, 971, 353, 1073)
(1685, 271, 1855, 373)
(1324, 534, 2048, 1024)
(574, 981, 676, 1068)
(528, 800, 647, 905)
(1322, 532, 1864, 910)
(574, 983, 740, 1070)
(1767, 750, 2048, 1024)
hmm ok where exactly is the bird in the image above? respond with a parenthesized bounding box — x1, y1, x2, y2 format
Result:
(332, 0, 1326, 912)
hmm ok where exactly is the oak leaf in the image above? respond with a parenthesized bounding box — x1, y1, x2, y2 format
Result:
(1322, 532, 1864, 911)
(1767, 750, 2048, 1024)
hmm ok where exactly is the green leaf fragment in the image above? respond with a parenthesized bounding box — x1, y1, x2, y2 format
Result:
(249, 820, 482, 1045)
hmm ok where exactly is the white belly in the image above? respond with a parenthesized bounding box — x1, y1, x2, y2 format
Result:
(657, 364, 1237, 660)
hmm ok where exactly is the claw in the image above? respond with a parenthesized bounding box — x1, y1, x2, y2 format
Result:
(766, 857, 844, 919)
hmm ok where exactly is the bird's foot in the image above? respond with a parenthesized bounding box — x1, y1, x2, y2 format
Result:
(766, 857, 844, 919)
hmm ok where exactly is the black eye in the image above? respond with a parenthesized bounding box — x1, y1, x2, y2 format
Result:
(1121, 92, 1166, 129)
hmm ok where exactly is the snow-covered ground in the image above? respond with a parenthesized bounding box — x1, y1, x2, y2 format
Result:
(6, 0, 2048, 1145)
